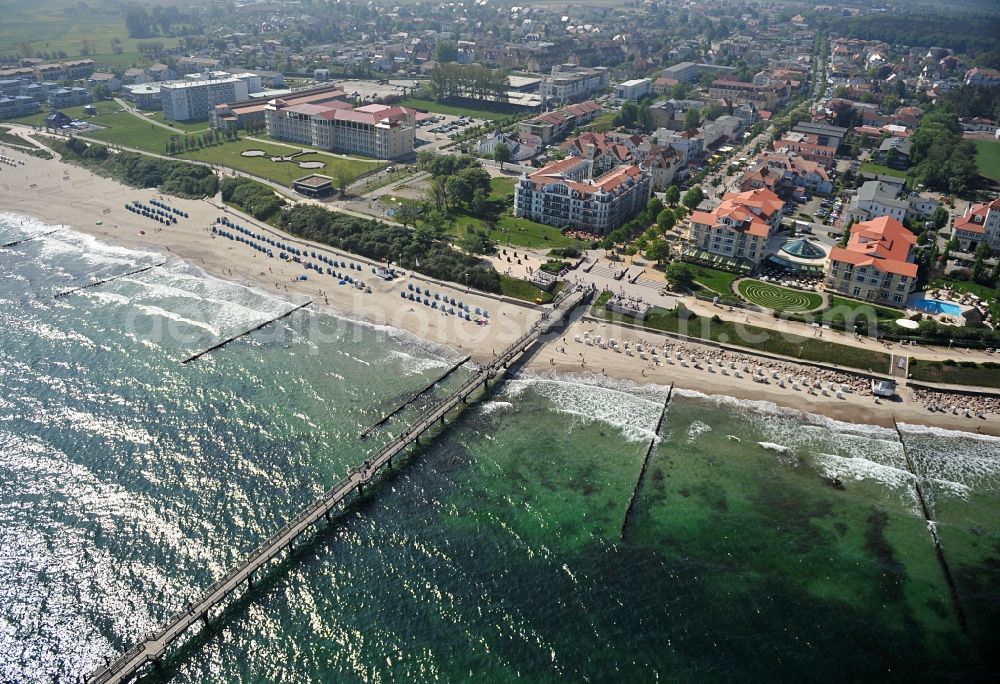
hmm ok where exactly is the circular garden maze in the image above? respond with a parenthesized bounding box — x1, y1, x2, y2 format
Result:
(737, 279, 823, 313)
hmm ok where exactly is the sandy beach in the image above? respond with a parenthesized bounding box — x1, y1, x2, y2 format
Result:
(1, 141, 996, 435)
(1, 142, 539, 365)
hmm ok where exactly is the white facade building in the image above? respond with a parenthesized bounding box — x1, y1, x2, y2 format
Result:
(513, 157, 652, 235)
(160, 77, 250, 121)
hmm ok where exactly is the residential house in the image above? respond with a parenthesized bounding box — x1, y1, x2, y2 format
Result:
(477, 131, 538, 161)
(877, 136, 912, 169)
(87, 72, 121, 93)
(952, 198, 1000, 252)
(639, 145, 684, 190)
(559, 131, 638, 174)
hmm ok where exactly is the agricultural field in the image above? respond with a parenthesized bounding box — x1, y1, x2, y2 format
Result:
(0, 0, 182, 59)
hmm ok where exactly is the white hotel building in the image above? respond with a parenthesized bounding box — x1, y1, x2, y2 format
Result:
(513, 157, 652, 235)
(264, 100, 416, 160)
(160, 74, 260, 121)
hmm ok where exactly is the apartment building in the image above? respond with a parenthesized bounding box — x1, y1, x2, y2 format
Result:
(614, 78, 652, 102)
(160, 77, 251, 121)
(708, 79, 790, 107)
(846, 179, 939, 224)
(824, 216, 917, 305)
(687, 188, 784, 268)
(660, 61, 735, 84)
(539, 65, 609, 104)
(517, 100, 601, 144)
(265, 100, 415, 159)
(0, 95, 40, 120)
(48, 87, 92, 109)
(513, 157, 652, 235)
(738, 152, 833, 196)
(952, 198, 1000, 253)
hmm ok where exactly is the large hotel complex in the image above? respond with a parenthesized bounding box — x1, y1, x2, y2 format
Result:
(513, 157, 652, 235)
(264, 99, 416, 160)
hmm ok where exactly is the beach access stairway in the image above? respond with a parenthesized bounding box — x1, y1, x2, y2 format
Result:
(86, 286, 588, 684)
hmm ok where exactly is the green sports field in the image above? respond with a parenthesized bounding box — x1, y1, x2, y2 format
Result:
(972, 138, 1000, 183)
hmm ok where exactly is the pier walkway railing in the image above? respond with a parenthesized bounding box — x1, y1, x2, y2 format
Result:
(86, 286, 587, 684)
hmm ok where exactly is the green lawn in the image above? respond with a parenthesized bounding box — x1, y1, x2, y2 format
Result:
(83, 111, 177, 153)
(400, 97, 505, 121)
(860, 162, 910, 180)
(431, 176, 581, 249)
(179, 138, 383, 188)
(908, 359, 1000, 389)
(686, 263, 741, 297)
(825, 295, 904, 324)
(6, 100, 119, 128)
(593, 296, 892, 373)
(972, 138, 1000, 183)
(737, 279, 824, 313)
(489, 176, 516, 200)
(146, 112, 210, 133)
(500, 275, 560, 303)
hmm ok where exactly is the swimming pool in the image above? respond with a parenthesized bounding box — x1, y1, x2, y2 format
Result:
(912, 298, 963, 316)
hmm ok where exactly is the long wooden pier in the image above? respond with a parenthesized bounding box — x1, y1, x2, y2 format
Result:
(181, 300, 314, 364)
(1, 228, 62, 248)
(620, 385, 673, 540)
(86, 287, 588, 684)
(54, 263, 167, 299)
(359, 355, 471, 439)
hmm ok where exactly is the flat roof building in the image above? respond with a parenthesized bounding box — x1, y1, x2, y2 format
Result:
(293, 174, 335, 198)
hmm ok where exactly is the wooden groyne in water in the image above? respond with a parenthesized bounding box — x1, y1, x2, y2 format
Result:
(892, 416, 967, 632)
(2, 228, 62, 248)
(181, 300, 313, 364)
(54, 262, 166, 299)
(620, 384, 673, 540)
(359, 355, 472, 439)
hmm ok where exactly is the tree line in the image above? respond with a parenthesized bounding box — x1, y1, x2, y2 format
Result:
(279, 204, 502, 292)
(221, 177, 286, 221)
(59, 139, 219, 197)
(429, 62, 510, 103)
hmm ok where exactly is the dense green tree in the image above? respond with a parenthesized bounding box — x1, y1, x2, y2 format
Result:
(664, 185, 680, 206)
(681, 186, 704, 210)
(665, 262, 694, 289)
(493, 142, 512, 169)
(657, 209, 676, 231)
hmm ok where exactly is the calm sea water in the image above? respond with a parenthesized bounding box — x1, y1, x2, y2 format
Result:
(1, 213, 998, 683)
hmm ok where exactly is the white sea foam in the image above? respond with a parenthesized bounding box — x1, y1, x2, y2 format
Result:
(480, 400, 513, 415)
(687, 420, 712, 443)
(135, 304, 221, 336)
(502, 373, 664, 443)
(758, 441, 791, 454)
(387, 349, 451, 375)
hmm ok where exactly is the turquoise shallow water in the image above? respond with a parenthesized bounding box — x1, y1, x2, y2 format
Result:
(1, 214, 999, 682)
